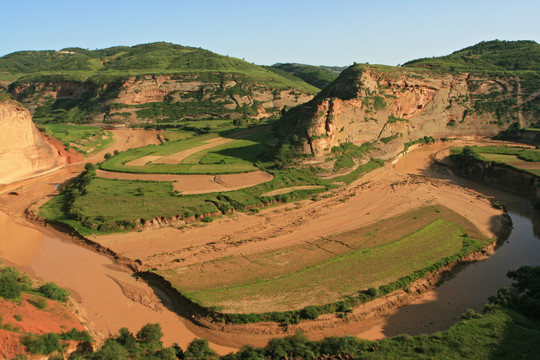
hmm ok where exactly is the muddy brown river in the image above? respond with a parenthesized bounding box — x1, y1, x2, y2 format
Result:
(0, 141, 539, 352)
(0, 210, 235, 354)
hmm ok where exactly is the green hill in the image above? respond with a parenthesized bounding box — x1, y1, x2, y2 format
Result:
(403, 40, 540, 73)
(1, 42, 318, 92)
(1, 42, 319, 126)
(269, 63, 345, 89)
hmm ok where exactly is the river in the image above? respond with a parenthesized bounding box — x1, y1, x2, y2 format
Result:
(0, 210, 235, 354)
(365, 143, 540, 338)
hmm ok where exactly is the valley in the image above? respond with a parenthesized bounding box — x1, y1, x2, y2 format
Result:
(0, 39, 539, 358)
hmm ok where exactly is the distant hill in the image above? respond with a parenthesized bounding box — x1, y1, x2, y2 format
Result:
(403, 40, 540, 72)
(0, 42, 318, 125)
(269, 63, 346, 89)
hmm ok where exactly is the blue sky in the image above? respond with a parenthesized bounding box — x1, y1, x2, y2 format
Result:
(1, 0, 539, 66)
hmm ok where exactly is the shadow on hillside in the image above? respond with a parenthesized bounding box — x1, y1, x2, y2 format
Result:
(212, 125, 277, 164)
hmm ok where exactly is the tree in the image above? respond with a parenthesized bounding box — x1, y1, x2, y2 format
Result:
(136, 323, 163, 351)
(92, 340, 129, 360)
(184, 339, 218, 360)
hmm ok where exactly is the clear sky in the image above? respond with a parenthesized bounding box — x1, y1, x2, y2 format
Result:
(1, 0, 539, 67)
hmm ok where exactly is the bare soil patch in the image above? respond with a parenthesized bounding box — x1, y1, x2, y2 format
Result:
(261, 185, 325, 197)
(125, 155, 163, 167)
(153, 138, 232, 165)
(95, 169, 274, 194)
(0, 293, 85, 359)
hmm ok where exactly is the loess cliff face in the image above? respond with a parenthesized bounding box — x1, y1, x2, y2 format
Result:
(0, 99, 65, 184)
(10, 74, 314, 124)
(283, 65, 536, 160)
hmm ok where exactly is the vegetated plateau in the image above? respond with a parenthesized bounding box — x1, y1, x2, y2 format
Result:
(1, 39, 540, 359)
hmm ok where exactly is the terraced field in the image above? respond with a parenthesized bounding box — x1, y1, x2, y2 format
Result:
(158, 205, 490, 313)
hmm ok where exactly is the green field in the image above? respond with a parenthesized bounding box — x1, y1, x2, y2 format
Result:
(39, 124, 113, 155)
(452, 145, 540, 176)
(158, 206, 489, 313)
(100, 128, 273, 174)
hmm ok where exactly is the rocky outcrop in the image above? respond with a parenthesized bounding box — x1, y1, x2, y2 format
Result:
(10, 74, 314, 125)
(0, 99, 65, 184)
(283, 66, 535, 160)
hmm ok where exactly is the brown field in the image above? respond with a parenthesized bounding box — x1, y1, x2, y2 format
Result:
(95, 169, 274, 194)
(153, 137, 232, 164)
(125, 155, 163, 167)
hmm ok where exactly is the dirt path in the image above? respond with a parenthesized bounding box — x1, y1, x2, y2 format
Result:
(261, 185, 325, 197)
(153, 137, 232, 165)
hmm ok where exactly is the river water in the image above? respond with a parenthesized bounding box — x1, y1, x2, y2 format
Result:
(0, 210, 235, 354)
(0, 142, 539, 350)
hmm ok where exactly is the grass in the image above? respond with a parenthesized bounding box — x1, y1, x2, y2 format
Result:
(2, 43, 319, 93)
(452, 145, 540, 176)
(39, 124, 113, 155)
(39, 126, 381, 235)
(161, 206, 486, 313)
(100, 128, 273, 174)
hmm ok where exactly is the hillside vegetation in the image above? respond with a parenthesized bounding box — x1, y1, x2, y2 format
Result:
(404, 40, 540, 73)
(269, 63, 345, 89)
(1, 42, 318, 127)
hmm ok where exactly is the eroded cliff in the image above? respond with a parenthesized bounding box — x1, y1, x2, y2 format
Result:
(0, 97, 65, 184)
(281, 65, 536, 160)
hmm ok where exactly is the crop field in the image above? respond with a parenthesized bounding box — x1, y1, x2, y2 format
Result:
(100, 128, 273, 174)
(39, 124, 113, 155)
(454, 145, 540, 176)
(158, 205, 489, 313)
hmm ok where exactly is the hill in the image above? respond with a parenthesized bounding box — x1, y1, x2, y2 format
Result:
(277, 40, 540, 165)
(403, 40, 540, 73)
(0, 42, 318, 126)
(269, 63, 345, 89)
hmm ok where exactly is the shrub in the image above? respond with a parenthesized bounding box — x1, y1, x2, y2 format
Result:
(184, 339, 218, 360)
(136, 323, 163, 351)
(461, 308, 482, 320)
(28, 295, 48, 309)
(300, 306, 320, 320)
(39, 282, 69, 302)
(22, 333, 62, 355)
(0, 273, 21, 300)
(92, 340, 129, 360)
(367, 287, 380, 297)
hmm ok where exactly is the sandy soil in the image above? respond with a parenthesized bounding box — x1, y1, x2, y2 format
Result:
(509, 161, 540, 170)
(96, 169, 274, 195)
(0, 293, 85, 359)
(153, 137, 232, 165)
(261, 185, 325, 197)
